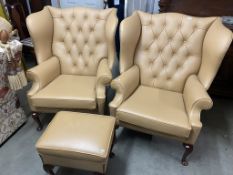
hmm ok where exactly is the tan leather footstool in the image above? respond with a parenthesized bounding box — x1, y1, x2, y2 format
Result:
(36, 111, 116, 175)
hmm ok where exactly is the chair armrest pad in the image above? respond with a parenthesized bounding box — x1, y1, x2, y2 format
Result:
(109, 65, 140, 115)
(183, 75, 213, 126)
(27, 56, 60, 96)
(96, 59, 112, 99)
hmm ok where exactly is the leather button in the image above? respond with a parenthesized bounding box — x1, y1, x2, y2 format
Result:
(163, 60, 167, 66)
(178, 22, 182, 28)
(90, 51, 93, 55)
(149, 60, 154, 64)
(96, 40, 100, 44)
(84, 14, 88, 19)
(84, 62, 88, 67)
(79, 52, 82, 56)
(84, 40, 88, 44)
(66, 26, 70, 30)
(193, 24, 197, 30)
(183, 37, 187, 43)
(90, 26, 94, 32)
(171, 50, 175, 55)
(158, 48, 162, 54)
(163, 21, 166, 27)
(78, 28, 82, 32)
(96, 14, 100, 19)
(73, 38, 76, 43)
(177, 64, 181, 69)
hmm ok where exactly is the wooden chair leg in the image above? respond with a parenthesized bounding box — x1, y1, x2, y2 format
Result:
(32, 112, 43, 131)
(43, 164, 55, 175)
(181, 143, 193, 166)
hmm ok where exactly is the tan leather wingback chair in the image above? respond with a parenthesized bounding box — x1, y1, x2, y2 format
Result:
(26, 6, 118, 130)
(110, 11, 232, 165)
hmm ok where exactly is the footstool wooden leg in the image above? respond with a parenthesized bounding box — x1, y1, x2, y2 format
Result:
(43, 164, 55, 175)
(32, 112, 43, 131)
(36, 112, 115, 175)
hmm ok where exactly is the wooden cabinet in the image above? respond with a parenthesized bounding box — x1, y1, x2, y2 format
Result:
(159, 0, 233, 97)
(209, 39, 233, 97)
(5, 0, 51, 39)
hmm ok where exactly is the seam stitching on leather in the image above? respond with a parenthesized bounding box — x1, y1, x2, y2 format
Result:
(117, 110, 191, 133)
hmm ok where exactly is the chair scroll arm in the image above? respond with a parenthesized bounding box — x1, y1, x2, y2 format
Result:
(109, 65, 140, 116)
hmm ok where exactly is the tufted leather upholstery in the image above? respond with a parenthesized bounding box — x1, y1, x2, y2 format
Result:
(36, 111, 115, 173)
(50, 7, 111, 75)
(26, 6, 118, 114)
(110, 12, 232, 146)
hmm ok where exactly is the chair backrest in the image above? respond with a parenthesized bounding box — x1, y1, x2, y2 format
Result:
(27, 6, 117, 76)
(135, 12, 217, 92)
(121, 11, 232, 92)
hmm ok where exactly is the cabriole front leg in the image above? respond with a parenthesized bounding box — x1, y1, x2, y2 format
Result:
(181, 143, 193, 166)
(43, 164, 55, 175)
(32, 112, 43, 131)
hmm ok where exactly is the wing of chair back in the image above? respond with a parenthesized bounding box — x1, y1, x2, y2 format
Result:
(26, 6, 118, 130)
(110, 11, 232, 165)
(97, 8, 118, 114)
(109, 12, 141, 117)
(183, 18, 233, 144)
(26, 7, 60, 111)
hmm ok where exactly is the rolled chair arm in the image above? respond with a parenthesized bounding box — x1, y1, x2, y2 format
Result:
(96, 59, 112, 114)
(183, 75, 213, 144)
(109, 65, 140, 116)
(27, 56, 60, 97)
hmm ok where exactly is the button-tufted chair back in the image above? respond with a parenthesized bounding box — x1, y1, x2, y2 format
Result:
(28, 6, 117, 76)
(121, 12, 231, 92)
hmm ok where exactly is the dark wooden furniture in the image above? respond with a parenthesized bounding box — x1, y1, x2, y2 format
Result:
(159, 0, 233, 97)
(4, 0, 50, 68)
(5, 0, 51, 39)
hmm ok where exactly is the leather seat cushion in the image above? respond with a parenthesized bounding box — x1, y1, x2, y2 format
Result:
(36, 111, 116, 162)
(31, 75, 96, 109)
(117, 86, 191, 138)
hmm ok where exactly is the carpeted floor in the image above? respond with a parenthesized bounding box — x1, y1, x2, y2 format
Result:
(0, 83, 233, 175)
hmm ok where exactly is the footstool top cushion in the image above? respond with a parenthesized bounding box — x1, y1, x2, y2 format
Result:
(36, 111, 115, 162)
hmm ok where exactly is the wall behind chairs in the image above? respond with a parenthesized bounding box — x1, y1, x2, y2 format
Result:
(51, 0, 105, 9)
(125, 0, 160, 17)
